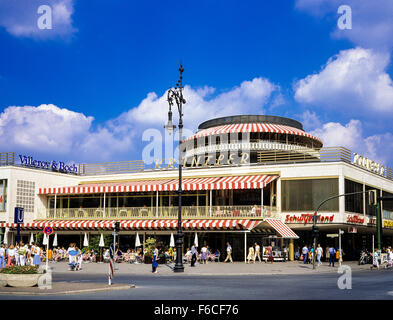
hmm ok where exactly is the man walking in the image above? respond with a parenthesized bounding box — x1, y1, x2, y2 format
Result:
(282, 246, 287, 262)
(191, 243, 197, 267)
(254, 242, 262, 263)
(328, 245, 336, 267)
(316, 244, 323, 266)
(224, 242, 233, 263)
(302, 245, 308, 264)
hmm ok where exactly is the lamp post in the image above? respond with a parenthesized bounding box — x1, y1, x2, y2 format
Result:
(165, 62, 186, 272)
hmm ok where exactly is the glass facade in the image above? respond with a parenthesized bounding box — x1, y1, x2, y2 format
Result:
(345, 179, 363, 214)
(281, 178, 339, 211)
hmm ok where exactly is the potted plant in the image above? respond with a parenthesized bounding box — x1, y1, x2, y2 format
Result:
(143, 237, 156, 264)
(0, 265, 45, 287)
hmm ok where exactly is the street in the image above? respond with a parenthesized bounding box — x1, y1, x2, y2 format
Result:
(0, 261, 393, 300)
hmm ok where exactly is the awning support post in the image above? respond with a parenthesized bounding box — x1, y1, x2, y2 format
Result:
(244, 231, 247, 263)
(54, 194, 57, 218)
(209, 189, 212, 217)
(156, 191, 159, 217)
(103, 193, 106, 218)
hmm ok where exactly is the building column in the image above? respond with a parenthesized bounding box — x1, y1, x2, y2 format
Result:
(289, 238, 294, 261)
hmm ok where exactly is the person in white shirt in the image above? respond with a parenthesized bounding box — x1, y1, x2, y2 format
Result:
(14, 244, 20, 266)
(18, 242, 27, 266)
(254, 243, 261, 263)
(316, 244, 323, 266)
(7, 245, 16, 266)
(67, 243, 76, 264)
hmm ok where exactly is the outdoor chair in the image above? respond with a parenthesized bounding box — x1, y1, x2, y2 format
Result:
(214, 254, 220, 262)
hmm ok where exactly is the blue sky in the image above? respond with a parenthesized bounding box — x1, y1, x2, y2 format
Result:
(1, 0, 393, 168)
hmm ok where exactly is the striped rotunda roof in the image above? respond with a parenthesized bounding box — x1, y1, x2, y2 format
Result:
(182, 123, 322, 145)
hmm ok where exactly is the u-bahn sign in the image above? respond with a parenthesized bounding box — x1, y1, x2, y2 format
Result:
(14, 207, 24, 224)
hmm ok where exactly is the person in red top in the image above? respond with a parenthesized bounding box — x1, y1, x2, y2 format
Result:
(267, 245, 273, 264)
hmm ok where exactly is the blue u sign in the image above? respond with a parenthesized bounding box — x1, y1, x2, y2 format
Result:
(14, 207, 24, 224)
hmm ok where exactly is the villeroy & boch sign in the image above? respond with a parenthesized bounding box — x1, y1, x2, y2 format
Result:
(19, 155, 78, 174)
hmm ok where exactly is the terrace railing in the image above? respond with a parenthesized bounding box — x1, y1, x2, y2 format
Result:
(40, 205, 278, 220)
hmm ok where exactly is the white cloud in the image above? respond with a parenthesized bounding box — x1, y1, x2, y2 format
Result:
(310, 119, 393, 166)
(0, 0, 76, 39)
(126, 77, 280, 132)
(295, 0, 393, 49)
(294, 47, 393, 114)
(0, 104, 133, 162)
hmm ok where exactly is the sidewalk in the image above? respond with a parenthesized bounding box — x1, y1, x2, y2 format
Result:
(0, 282, 134, 295)
(48, 260, 373, 276)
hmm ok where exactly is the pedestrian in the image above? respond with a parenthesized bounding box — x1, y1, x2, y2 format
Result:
(254, 242, 262, 263)
(302, 245, 308, 264)
(191, 243, 197, 267)
(224, 242, 233, 263)
(371, 249, 379, 270)
(282, 246, 287, 262)
(0, 244, 6, 268)
(200, 245, 208, 264)
(152, 246, 158, 273)
(14, 243, 20, 266)
(32, 243, 41, 266)
(247, 246, 255, 264)
(7, 244, 16, 266)
(267, 244, 274, 263)
(328, 245, 336, 267)
(316, 244, 323, 266)
(18, 242, 27, 266)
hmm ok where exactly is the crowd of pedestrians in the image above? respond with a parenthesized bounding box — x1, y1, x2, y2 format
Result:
(0, 242, 43, 267)
(297, 244, 343, 266)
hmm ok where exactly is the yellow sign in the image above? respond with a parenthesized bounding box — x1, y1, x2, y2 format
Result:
(384, 220, 393, 228)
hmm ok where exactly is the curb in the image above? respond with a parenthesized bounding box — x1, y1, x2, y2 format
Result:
(0, 284, 135, 296)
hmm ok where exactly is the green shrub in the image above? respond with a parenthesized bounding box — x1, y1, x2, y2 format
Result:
(0, 265, 40, 274)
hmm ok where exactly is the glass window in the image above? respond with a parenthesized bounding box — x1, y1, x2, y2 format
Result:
(0, 179, 6, 211)
(383, 191, 393, 213)
(282, 178, 339, 211)
(345, 179, 363, 214)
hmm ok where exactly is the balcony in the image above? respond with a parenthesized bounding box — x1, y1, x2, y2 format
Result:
(39, 205, 278, 220)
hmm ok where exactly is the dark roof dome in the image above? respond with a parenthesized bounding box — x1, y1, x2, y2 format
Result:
(198, 115, 304, 131)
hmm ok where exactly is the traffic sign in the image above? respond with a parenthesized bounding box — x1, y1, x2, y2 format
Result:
(14, 207, 24, 224)
(327, 234, 339, 238)
(44, 226, 53, 235)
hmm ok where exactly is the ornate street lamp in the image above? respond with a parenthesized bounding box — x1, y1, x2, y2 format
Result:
(165, 62, 186, 272)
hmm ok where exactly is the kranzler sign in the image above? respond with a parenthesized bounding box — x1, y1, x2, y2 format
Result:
(285, 213, 335, 224)
(19, 155, 78, 174)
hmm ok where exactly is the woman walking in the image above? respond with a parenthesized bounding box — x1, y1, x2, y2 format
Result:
(33, 243, 41, 266)
(200, 246, 208, 264)
(152, 246, 158, 273)
(7, 245, 16, 266)
(247, 246, 255, 264)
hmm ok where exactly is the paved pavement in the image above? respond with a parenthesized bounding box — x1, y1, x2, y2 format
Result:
(45, 260, 375, 276)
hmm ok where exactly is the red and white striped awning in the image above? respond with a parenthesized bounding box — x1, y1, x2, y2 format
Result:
(38, 175, 278, 195)
(215, 175, 277, 190)
(0, 219, 263, 231)
(183, 123, 322, 144)
(265, 218, 299, 239)
(161, 177, 221, 191)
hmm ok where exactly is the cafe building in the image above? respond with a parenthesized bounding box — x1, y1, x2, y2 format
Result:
(1, 115, 393, 261)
